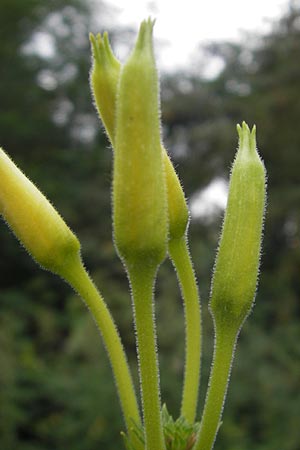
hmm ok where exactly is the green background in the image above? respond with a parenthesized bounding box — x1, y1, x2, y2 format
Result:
(0, 1, 299, 449)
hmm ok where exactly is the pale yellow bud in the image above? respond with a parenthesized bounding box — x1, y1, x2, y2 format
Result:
(113, 19, 168, 268)
(0, 148, 80, 276)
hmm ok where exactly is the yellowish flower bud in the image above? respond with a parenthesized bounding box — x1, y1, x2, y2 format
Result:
(90, 24, 189, 247)
(89, 32, 121, 144)
(163, 150, 189, 241)
(113, 19, 168, 268)
(210, 122, 266, 330)
(0, 147, 80, 276)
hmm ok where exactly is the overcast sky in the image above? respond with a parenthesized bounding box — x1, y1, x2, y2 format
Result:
(99, 0, 289, 217)
(106, 0, 288, 72)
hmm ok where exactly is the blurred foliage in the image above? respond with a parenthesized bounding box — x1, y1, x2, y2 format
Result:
(0, 0, 299, 449)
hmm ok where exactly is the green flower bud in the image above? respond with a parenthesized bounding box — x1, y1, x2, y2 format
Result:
(210, 122, 266, 330)
(89, 31, 121, 144)
(113, 19, 168, 269)
(90, 23, 189, 246)
(0, 147, 80, 276)
(163, 150, 189, 241)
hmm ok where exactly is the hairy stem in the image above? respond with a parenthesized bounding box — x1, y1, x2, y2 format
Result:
(129, 266, 166, 450)
(194, 325, 237, 450)
(169, 236, 201, 424)
(63, 255, 141, 448)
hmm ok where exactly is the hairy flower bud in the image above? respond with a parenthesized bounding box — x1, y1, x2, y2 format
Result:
(90, 32, 121, 144)
(163, 151, 189, 241)
(0, 147, 80, 276)
(210, 122, 266, 330)
(90, 22, 189, 249)
(112, 19, 168, 269)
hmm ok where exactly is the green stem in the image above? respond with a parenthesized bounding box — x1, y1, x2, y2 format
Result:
(169, 236, 201, 424)
(129, 265, 166, 450)
(194, 325, 237, 450)
(62, 255, 141, 447)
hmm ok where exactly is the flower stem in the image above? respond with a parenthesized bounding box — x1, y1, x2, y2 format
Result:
(62, 255, 142, 448)
(194, 325, 237, 450)
(169, 236, 201, 424)
(129, 265, 166, 450)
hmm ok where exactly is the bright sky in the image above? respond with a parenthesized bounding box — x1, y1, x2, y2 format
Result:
(105, 0, 287, 218)
(107, 0, 287, 72)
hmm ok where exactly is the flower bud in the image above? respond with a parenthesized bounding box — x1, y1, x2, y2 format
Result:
(113, 19, 168, 268)
(90, 22, 189, 247)
(210, 122, 266, 330)
(89, 32, 121, 144)
(163, 150, 189, 241)
(0, 147, 80, 276)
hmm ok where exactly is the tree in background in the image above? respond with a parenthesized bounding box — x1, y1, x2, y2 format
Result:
(0, 1, 130, 449)
(162, 3, 300, 448)
(0, 1, 299, 449)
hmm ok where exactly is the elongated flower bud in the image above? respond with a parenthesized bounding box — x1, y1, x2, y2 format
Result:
(113, 19, 168, 268)
(90, 24, 189, 246)
(163, 150, 189, 241)
(0, 147, 80, 276)
(210, 122, 266, 331)
(89, 32, 121, 144)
